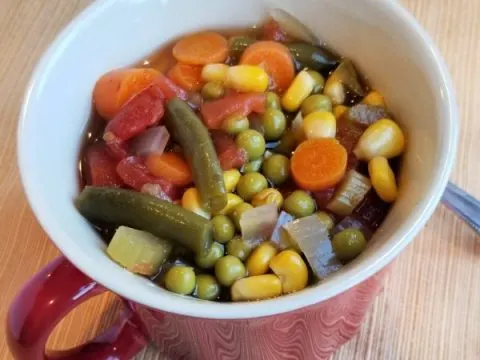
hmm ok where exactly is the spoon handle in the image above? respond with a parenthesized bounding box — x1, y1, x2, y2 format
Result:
(441, 182, 480, 234)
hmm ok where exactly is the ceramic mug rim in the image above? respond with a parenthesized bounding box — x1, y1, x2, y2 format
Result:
(17, 0, 458, 319)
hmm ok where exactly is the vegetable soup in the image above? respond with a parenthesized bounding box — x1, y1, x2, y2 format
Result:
(76, 13, 405, 302)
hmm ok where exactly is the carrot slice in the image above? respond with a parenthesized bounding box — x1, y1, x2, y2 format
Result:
(93, 68, 160, 120)
(167, 63, 204, 92)
(172, 32, 228, 65)
(291, 139, 347, 191)
(145, 152, 193, 187)
(240, 41, 295, 93)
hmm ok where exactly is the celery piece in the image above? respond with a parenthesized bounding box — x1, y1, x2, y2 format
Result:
(327, 170, 371, 216)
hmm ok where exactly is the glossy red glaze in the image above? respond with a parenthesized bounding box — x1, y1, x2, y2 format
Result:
(6, 257, 147, 360)
(7, 256, 388, 360)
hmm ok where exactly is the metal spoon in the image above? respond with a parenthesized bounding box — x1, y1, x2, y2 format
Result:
(442, 182, 480, 234)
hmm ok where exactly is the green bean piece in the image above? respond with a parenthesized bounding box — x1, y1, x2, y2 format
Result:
(166, 99, 227, 213)
(76, 187, 213, 255)
(287, 43, 339, 72)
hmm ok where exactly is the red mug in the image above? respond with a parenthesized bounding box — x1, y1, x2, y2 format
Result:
(11, 0, 458, 359)
(7, 256, 388, 360)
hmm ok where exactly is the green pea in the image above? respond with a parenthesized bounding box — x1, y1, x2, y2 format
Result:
(195, 242, 224, 269)
(229, 202, 254, 230)
(164, 266, 196, 295)
(266, 91, 281, 109)
(211, 215, 235, 243)
(201, 82, 225, 100)
(301, 94, 332, 116)
(195, 274, 221, 301)
(221, 115, 249, 135)
(274, 131, 297, 156)
(226, 236, 253, 261)
(307, 70, 325, 94)
(262, 154, 290, 185)
(215, 255, 246, 286)
(283, 190, 316, 218)
(315, 211, 335, 231)
(236, 172, 268, 201)
(235, 129, 266, 160)
(242, 158, 263, 173)
(332, 228, 367, 262)
(262, 108, 287, 140)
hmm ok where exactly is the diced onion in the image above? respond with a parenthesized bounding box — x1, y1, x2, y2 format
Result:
(131, 126, 170, 157)
(141, 183, 172, 202)
(284, 215, 342, 279)
(270, 211, 295, 249)
(327, 170, 371, 216)
(268, 8, 319, 45)
(240, 204, 278, 248)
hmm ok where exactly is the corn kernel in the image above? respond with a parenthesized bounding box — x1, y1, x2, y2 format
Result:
(353, 118, 405, 160)
(223, 169, 241, 193)
(324, 79, 345, 105)
(213, 193, 244, 216)
(251, 188, 284, 209)
(281, 70, 315, 112)
(225, 65, 269, 93)
(246, 242, 278, 276)
(231, 274, 282, 301)
(303, 110, 336, 139)
(333, 105, 348, 119)
(182, 188, 210, 219)
(201, 63, 229, 83)
(363, 91, 386, 107)
(368, 156, 398, 203)
(269, 250, 308, 294)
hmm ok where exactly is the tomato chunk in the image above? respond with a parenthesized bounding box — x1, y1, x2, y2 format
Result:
(210, 130, 247, 170)
(84, 142, 123, 187)
(153, 73, 188, 101)
(200, 93, 266, 129)
(116, 156, 180, 199)
(104, 84, 165, 159)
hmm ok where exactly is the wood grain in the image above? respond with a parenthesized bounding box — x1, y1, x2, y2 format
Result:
(0, 0, 478, 359)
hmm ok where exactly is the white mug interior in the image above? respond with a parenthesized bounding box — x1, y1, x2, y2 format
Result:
(17, 0, 457, 319)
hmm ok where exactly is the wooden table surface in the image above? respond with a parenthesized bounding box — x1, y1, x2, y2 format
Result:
(0, 0, 479, 359)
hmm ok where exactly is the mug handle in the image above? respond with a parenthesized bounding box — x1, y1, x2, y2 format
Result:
(6, 256, 148, 360)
